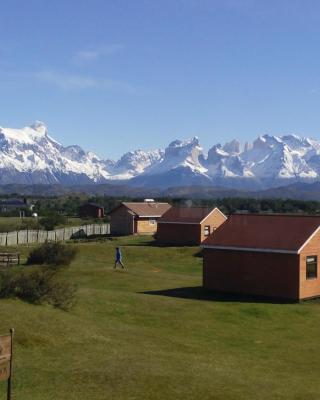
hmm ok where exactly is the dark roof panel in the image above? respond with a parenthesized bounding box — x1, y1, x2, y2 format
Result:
(81, 202, 104, 209)
(203, 214, 320, 252)
(159, 207, 223, 224)
(0, 199, 26, 206)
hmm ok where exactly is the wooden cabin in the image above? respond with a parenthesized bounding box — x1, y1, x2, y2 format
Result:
(202, 214, 320, 300)
(79, 203, 105, 219)
(156, 207, 227, 245)
(109, 201, 171, 236)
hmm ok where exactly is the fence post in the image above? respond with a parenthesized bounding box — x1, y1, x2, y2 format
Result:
(1, 224, 107, 248)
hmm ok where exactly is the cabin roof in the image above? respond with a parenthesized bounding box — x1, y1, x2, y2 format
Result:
(203, 213, 320, 253)
(159, 207, 226, 224)
(110, 202, 171, 217)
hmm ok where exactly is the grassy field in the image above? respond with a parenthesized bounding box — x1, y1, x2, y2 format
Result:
(0, 236, 320, 399)
(0, 217, 100, 232)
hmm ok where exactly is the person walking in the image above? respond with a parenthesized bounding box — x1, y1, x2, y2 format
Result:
(114, 246, 125, 269)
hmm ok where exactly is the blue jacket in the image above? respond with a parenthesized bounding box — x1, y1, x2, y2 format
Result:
(116, 248, 122, 260)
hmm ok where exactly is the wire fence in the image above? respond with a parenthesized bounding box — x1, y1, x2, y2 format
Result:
(0, 224, 110, 246)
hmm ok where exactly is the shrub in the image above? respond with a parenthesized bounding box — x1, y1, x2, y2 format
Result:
(26, 242, 77, 267)
(0, 270, 18, 297)
(0, 268, 77, 311)
(39, 213, 67, 230)
(19, 219, 40, 230)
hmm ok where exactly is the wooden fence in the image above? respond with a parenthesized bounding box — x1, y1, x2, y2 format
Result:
(0, 224, 110, 246)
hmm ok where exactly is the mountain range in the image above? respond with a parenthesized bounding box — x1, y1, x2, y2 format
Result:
(2, 121, 320, 190)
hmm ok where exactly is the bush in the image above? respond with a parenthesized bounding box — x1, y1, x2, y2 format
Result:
(19, 218, 40, 230)
(39, 213, 67, 230)
(0, 270, 18, 297)
(0, 268, 77, 310)
(26, 242, 77, 267)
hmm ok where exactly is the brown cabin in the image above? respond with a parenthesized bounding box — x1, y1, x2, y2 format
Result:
(109, 201, 171, 236)
(79, 203, 105, 219)
(156, 207, 227, 246)
(202, 214, 320, 301)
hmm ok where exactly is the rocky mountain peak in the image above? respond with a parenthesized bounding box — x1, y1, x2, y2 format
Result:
(0, 123, 320, 189)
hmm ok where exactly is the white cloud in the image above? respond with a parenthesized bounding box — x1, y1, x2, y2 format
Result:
(35, 70, 137, 94)
(74, 44, 124, 63)
(35, 70, 96, 89)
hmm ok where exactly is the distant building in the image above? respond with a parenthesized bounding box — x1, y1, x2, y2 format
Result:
(156, 207, 227, 245)
(79, 203, 105, 219)
(202, 214, 320, 300)
(109, 201, 171, 236)
(0, 198, 29, 213)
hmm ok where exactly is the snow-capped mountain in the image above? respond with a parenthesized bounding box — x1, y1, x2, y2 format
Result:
(0, 121, 164, 185)
(2, 121, 320, 189)
(130, 137, 213, 187)
(109, 149, 163, 180)
(131, 133, 320, 189)
(0, 121, 113, 184)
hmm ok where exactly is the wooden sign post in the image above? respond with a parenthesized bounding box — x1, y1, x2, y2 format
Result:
(0, 329, 14, 400)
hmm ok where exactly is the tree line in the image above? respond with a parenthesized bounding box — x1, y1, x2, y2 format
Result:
(34, 195, 320, 216)
(2, 195, 320, 219)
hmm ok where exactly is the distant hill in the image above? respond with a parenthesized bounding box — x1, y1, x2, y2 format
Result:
(0, 181, 320, 200)
(255, 182, 320, 201)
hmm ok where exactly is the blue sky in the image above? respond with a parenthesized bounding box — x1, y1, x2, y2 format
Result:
(1, 0, 320, 159)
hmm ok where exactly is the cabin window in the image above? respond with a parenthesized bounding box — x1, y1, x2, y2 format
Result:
(306, 256, 317, 279)
(204, 225, 210, 236)
(149, 219, 156, 225)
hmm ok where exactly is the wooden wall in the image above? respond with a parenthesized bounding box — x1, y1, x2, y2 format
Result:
(156, 223, 201, 245)
(110, 206, 134, 236)
(110, 206, 159, 236)
(299, 229, 320, 299)
(136, 218, 158, 235)
(203, 248, 300, 300)
(200, 209, 227, 243)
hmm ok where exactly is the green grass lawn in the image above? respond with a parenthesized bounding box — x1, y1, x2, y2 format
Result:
(1, 236, 320, 399)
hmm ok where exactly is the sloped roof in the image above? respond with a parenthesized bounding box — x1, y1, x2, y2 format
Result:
(159, 207, 226, 224)
(111, 202, 171, 217)
(203, 214, 320, 253)
(81, 202, 104, 209)
(0, 198, 26, 206)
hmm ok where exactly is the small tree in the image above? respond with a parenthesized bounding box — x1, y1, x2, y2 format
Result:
(0, 268, 77, 311)
(26, 242, 77, 267)
(39, 213, 67, 230)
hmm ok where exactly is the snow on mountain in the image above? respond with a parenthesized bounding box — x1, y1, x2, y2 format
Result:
(206, 144, 250, 178)
(2, 121, 320, 189)
(109, 149, 164, 180)
(0, 121, 112, 184)
(130, 137, 213, 188)
(242, 135, 316, 180)
(222, 139, 241, 154)
(146, 137, 207, 175)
